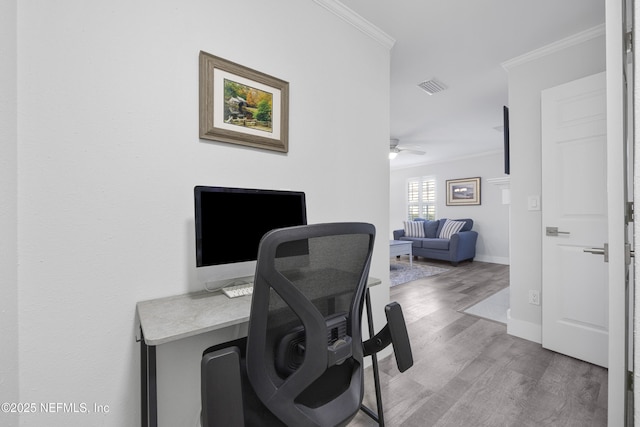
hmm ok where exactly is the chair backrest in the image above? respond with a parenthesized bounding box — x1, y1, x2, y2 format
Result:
(246, 222, 375, 427)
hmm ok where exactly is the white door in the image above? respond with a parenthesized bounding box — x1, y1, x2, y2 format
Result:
(541, 72, 609, 368)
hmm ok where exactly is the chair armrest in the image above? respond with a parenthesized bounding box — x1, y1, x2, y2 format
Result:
(201, 347, 245, 427)
(452, 230, 478, 246)
(449, 230, 478, 260)
(393, 229, 405, 240)
(362, 302, 413, 372)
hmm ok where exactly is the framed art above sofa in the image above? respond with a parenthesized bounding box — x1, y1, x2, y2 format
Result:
(446, 177, 481, 206)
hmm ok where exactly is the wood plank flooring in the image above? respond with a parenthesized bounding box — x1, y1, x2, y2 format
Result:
(351, 259, 608, 426)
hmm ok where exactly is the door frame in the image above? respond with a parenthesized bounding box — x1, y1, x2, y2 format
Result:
(605, 0, 629, 424)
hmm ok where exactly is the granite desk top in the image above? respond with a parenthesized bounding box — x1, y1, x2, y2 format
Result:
(137, 276, 381, 346)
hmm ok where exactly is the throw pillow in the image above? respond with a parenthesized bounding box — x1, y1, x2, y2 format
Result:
(438, 219, 465, 239)
(403, 220, 425, 238)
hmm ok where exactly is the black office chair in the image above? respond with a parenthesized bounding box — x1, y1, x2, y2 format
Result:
(201, 223, 413, 427)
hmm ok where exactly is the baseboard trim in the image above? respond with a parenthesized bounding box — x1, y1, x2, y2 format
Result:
(474, 255, 510, 265)
(507, 311, 541, 344)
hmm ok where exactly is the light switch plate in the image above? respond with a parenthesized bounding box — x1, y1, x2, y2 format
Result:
(528, 195, 541, 211)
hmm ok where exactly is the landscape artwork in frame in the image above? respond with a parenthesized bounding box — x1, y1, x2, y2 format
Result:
(446, 177, 481, 206)
(199, 51, 289, 152)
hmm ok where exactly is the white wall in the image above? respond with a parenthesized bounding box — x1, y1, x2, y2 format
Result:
(505, 28, 605, 342)
(390, 151, 510, 264)
(11, 1, 391, 425)
(0, 0, 18, 426)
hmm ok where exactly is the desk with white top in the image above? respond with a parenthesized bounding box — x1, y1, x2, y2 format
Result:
(136, 276, 383, 427)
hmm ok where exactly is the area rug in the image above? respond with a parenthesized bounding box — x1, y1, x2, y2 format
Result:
(390, 262, 450, 287)
(463, 287, 509, 324)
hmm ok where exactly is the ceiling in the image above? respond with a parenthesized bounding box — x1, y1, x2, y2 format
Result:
(339, 0, 606, 169)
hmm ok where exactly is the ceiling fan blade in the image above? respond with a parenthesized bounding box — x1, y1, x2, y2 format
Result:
(397, 145, 426, 155)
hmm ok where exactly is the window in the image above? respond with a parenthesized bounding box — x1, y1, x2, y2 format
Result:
(407, 176, 436, 220)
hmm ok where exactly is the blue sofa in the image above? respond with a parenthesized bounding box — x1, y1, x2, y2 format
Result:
(393, 218, 478, 266)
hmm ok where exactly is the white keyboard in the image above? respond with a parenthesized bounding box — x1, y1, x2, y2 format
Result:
(221, 282, 254, 298)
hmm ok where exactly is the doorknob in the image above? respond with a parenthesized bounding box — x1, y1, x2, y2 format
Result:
(546, 226, 570, 237)
(584, 248, 606, 255)
(584, 243, 609, 263)
(584, 244, 636, 264)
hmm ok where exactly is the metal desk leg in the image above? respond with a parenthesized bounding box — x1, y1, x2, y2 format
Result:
(360, 289, 385, 426)
(140, 331, 157, 427)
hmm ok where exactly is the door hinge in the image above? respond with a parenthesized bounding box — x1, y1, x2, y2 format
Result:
(626, 31, 633, 53)
(626, 201, 634, 223)
(628, 370, 634, 392)
(626, 243, 635, 265)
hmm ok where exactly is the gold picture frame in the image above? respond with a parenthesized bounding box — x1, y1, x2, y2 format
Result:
(446, 177, 481, 206)
(199, 51, 289, 152)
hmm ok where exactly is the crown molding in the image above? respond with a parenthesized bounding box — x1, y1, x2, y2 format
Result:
(502, 24, 605, 71)
(312, 0, 396, 50)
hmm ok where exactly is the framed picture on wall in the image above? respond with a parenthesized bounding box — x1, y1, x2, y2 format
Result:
(199, 51, 289, 153)
(446, 177, 481, 206)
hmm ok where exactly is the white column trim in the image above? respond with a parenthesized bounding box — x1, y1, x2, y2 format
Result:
(487, 176, 511, 205)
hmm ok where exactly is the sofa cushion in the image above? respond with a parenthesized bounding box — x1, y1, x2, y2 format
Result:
(438, 219, 466, 239)
(421, 238, 450, 250)
(399, 237, 424, 248)
(422, 220, 439, 238)
(403, 220, 425, 238)
(458, 219, 474, 232)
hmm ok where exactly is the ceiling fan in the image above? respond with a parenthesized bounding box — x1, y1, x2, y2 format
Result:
(389, 139, 426, 159)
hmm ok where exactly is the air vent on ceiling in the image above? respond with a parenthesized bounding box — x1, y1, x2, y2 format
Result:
(417, 78, 447, 95)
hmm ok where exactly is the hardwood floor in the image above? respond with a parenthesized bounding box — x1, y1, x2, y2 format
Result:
(351, 259, 608, 426)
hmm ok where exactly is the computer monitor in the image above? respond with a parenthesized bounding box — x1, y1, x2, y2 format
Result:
(195, 186, 307, 268)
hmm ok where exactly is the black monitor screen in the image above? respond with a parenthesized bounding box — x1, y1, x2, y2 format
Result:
(195, 186, 307, 267)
